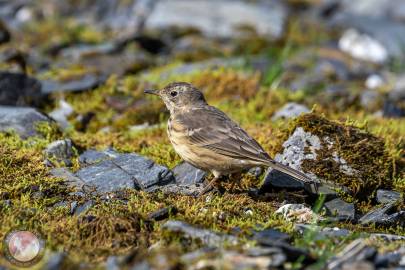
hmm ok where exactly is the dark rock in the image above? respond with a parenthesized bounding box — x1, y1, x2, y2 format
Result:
(383, 99, 405, 118)
(173, 162, 206, 185)
(272, 242, 313, 263)
(327, 239, 377, 270)
(378, 211, 405, 227)
(0, 106, 52, 139)
(374, 252, 402, 268)
(359, 203, 395, 225)
(162, 220, 238, 247)
(272, 102, 309, 120)
(44, 139, 75, 166)
(261, 169, 304, 191)
(0, 72, 42, 106)
(252, 228, 290, 246)
(324, 198, 356, 222)
(376, 189, 401, 205)
(147, 206, 177, 221)
(370, 233, 405, 241)
(75, 152, 175, 193)
(78, 148, 119, 166)
(73, 200, 94, 216)
(145, 0, 288, 40)
(41, 74, 105, 94)
(0, 20, 10, 44)
(43, 252, 66, 270)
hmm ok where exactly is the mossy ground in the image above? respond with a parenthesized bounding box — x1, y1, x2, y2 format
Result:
(1, 11, 405, 270)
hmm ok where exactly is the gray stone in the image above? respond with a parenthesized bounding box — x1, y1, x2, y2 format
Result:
(0, 106, 52, 138)
(112, 153, 174, 190)
(44, 139, 75, 166)
(272, 102, 309, 120)
(341, 261, 375, 270)
(75, 152, 175, 193)
(332, 14, 405, 61)
(359, 203, 395, 225)
(295, 224, 351, 238)
(252, 228, 290, 246)
(78, 148, 119, 166)
(73, 200, 94, 216)
(145, 0, 288, 40)
(75, 160, 136, 193)
(327, 239, 377, 270)
(0, 72, 42, 106)
(374, 252, 402, 268)
(160, 183, 205, 196)
(173, 162, 207, 185)
(147, 206, 177, 221)
(376, 189, 401, 205)
(324, 198, 356, 221)
(41, 74, 105, 94)
(43, 252, 66, 270)
(162, 220, 238, 247)
(50, 167, 85, 189)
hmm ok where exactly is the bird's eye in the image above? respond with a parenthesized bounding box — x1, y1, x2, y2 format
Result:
(170, 91, 178, 97)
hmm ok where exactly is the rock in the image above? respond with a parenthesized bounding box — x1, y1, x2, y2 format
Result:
(252, 228, 290, 246)
(160, 183, 206, 196)
(374, 251, 402, 268)
(332, 14, 405, 61)
(73, 200, 94, 216)
(365, 74, 385, 89)
(172, 162, 207, 185)
(0, 72, 43, 106)
(341, 261, 375, 270)
(295, 224, 351, 238)
(44, 139, 75, 166)
(338, 28, 388, 63)
(162, 220, 238, 247)
(359, 203, 395, 225)
(275, 204, 319, 223)
(50, 167, 85, 189)
(41, 74, 105, 94)
(145, 0, 288, 40)
(0, 106, 52, 139)
(383, 99, 405, 118)
(327, 239, 377, 270)
(271, 103, 310, 120)
(0, 20, 11, 44)
(383, 74, 405, 117)
(147, 206, 177, 221)
(274, 113, 391, 200)
(75, 152, 174, 193)
(43, 252, 66, 270)
(376, 189, 401, 204)
(324, 198, 356, 222)
(78, 148, 119, 166)
(48, 100, 74, 129)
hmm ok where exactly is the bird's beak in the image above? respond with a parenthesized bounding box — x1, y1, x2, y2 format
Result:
(144, 89, 159, 96)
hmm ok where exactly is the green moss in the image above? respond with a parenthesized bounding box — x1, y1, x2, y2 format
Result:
(284, 113, 393, 200)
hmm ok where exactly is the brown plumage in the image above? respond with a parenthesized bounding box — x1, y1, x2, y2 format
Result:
(145, 82, 317, 195)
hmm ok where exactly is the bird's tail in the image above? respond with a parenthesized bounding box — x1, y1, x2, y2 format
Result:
(266, 160, 319, 193)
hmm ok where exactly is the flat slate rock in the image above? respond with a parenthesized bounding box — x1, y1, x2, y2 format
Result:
(78, 148, 119, 166)
(41, 74, 105, 94)
(0, 106, 52, 138)
(359, 203, 396, 225)
(173, 162, 207, 185)
(252, 228, 291, 246)
(324, 198, 356, 222)
(74, 152, 175, 193)
(376, 189, 401, 205)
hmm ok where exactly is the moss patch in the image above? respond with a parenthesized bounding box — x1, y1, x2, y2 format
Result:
(285, 113, 393, 200)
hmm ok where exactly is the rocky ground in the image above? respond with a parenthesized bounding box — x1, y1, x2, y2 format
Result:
(0, 0, 404, 269)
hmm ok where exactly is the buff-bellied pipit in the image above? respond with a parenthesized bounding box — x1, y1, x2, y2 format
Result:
(145, 82, 317, 195)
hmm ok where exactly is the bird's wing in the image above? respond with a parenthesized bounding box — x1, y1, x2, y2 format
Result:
(173, 106, 271, 164)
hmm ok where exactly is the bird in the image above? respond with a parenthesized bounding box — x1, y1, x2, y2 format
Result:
(144, 82, 317, 196)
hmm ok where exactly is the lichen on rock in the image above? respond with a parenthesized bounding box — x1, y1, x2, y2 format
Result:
(276, 113, 393, 200)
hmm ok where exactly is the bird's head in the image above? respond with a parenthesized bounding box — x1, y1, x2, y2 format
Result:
(144, 82, 207, 113)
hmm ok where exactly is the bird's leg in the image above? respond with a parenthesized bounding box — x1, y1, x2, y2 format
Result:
(196, 171, 221, 197)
